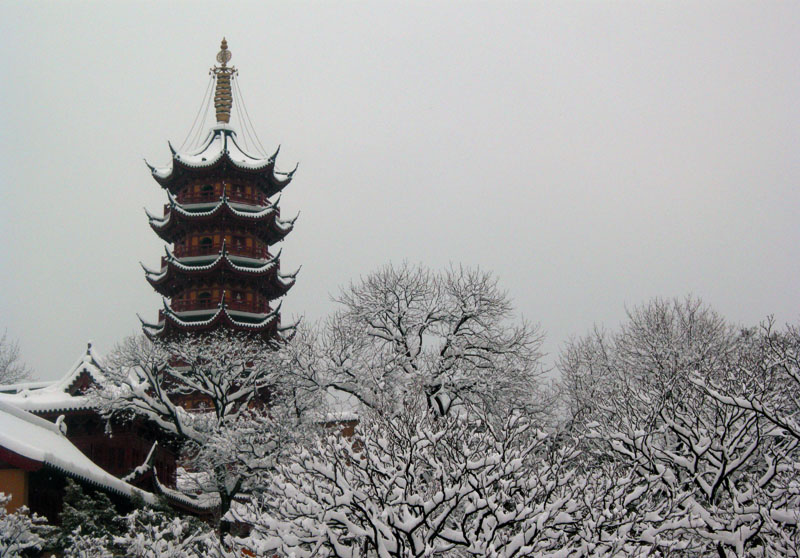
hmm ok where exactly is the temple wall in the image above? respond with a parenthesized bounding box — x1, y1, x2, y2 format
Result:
(0, 468, 29, 512)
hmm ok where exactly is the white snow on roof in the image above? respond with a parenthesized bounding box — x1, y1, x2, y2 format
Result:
(148, 191, 279, 227)
(150, 126, 280, 178)
(0, 380, 56, 394)
(0, 344, 105, 413)
(0, 399, 157, 504)
(152, 248, 282, 277)
(154, 472, 219, 511)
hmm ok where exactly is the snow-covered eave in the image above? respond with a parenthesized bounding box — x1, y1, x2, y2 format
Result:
(274, 211, 299, 234)
(1, 346, 106, 410)
(0, 400, 157, 505)
(137, 313, 161, 330)
(145, 248, 282, 279)
(278, 317, 300, 333)
(147, 127, 296, 190)
(158, 301, 283, 332)
(0, 380, 56, 394)
(121, 441, 158, 483)
(49, 344, 106, 393)
(0, 393, 95, 414)
(153, 474, 219, 512)
(141, 314, 281, 337)
(158, 190, 279, 220)
(148, 210, 293, 248)
(43, 461, 158, 506)
(278, 265, 302, 284)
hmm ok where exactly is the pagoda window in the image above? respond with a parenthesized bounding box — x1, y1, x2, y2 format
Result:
(197, 292, 212, 307)
(199, 237, 213, 253)
(201, 184, 215, 199)
(233, 183, 244, 196)
(233, 236, 245, 249)
(233, 291, 244, 302)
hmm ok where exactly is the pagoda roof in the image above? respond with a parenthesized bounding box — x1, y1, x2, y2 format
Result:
(146, 124, 296, 197)
(143, 246, 297, 288)
(139, 296, 297, 339)
(0, 343, 105, 414)
(146, 191, 296, 244)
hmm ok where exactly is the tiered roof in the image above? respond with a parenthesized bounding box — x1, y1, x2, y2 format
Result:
(146, 124, 296, 197)
(139, 295, 298, 339)
(146, 191, 297, 244)
(142, 246, 297, 298)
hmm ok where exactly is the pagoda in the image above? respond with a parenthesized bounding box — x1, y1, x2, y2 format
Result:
(140, 39, 298, 341)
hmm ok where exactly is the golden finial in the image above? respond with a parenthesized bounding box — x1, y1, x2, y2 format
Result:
(212, 37, 236, 123)
(217, 37, 231, 67)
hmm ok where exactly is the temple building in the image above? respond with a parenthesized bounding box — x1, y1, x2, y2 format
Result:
(140, 38, 299, 341)
(0, 345, 195, 522)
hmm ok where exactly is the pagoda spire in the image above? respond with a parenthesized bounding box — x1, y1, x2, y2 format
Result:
(212, 38, 236, 124)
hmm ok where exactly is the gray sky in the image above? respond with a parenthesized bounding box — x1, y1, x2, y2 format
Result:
(1, 1, 798, 381)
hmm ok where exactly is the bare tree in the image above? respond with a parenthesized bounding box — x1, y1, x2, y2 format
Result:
(235, 392, 591, 557)
(0, 331, 32, 385)
(309, 263, 546, 418)
(691, 319, 800, 556)
(693, 318, 800, 443)
(235, 390, 710, 557)
(560, 298, 800, 556)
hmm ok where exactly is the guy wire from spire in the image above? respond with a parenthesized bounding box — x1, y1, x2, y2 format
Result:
(233, 76, 270, 158)
(179, 75, 215, 152)
(189, 77, 215, 150)
(232, 76, 261, 157)
(231, 76, 253, 154)
(189, 84, 214, 150)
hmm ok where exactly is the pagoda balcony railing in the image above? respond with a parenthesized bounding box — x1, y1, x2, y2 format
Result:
(173, 245, 270, 259)
(169, 300, 270, 313)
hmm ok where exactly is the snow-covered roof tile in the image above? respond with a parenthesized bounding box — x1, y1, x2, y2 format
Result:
(149, 125, 289, 179)
(0, 400, 157, 504)
(0, 344, 105, 413)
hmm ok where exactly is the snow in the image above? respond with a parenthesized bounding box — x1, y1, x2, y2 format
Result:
(148, 190, 280, 228)
(0, 380, 55, 394)
(0, 399, 157, 505)
(147, 248, 281, 278)
(148, 125, 294, 181)
(153, 301, 282, 331)
(0, 344, 105, 413)
(153, 475, 219, 511)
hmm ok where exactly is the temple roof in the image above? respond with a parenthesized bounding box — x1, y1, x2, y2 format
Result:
(146, 124, 297, 197)
(142, 247, 298, 298)
(140, 297, 298, 339)
(0, 343, 105, 414)
(146, 191, 296, 244)
(0, 399, 158, 505)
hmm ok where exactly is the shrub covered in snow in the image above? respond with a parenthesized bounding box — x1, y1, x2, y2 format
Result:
(0, 493, 51, 558)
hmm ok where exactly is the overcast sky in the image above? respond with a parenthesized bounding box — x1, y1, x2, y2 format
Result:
(1, 1, 798, 381)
